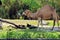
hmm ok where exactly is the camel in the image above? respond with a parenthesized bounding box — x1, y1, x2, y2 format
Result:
(22, 5, 59, 30)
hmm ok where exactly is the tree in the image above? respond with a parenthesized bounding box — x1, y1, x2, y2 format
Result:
(0, 0, 2, 5)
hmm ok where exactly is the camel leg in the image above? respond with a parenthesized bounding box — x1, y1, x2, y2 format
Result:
(57, 20, 59, 28)
(37, 18, 40, 31)
(41, 18, 43, 27)
(52, 19, 55, 30)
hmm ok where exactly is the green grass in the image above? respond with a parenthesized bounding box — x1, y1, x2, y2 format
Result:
(0, 30, 7, 38)
(0, 19, 60, 38)
(46, 20, 60, 26)
(0, 29, 60, 39)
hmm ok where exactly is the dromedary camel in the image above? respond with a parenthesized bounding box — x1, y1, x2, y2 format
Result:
(22, 5, 59, 30)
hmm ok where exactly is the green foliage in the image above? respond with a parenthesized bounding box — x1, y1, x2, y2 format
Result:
(0, 31, 7, 38)
(6, 30, 60, 39)
(0, 0, 60, 19)
(0, 29, 60, 38)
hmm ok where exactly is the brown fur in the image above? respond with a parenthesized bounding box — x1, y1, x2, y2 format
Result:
(22, 5, 59, 30)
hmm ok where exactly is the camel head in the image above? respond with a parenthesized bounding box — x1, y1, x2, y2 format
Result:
(22, 10, 31, 16)
(22, 10, 32, 19)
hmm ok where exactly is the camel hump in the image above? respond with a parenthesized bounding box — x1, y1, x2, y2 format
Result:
(40, 5, 55, 11)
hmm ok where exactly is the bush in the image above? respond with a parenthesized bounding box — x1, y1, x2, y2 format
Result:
(1, 0, 60, 19)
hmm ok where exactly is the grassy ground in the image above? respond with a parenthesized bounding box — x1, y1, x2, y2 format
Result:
(1, 19, 60, 30)
(2, 19, 60, 26)
(0, 19, 60, 39)
(0, 29, 60, 39)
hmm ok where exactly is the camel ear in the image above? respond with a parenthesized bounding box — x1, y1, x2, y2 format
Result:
(0, 0, 2, 5)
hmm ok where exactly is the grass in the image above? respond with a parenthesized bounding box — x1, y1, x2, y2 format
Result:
(2, 19, 60, 27)
(46, 20, 60, 26)
(0, 28, 60, 39)
(0, 19, 60, 38)
(0, 30, 7, 38)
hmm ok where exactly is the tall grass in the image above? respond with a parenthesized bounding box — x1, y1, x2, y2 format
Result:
(0, 29, 60, 39)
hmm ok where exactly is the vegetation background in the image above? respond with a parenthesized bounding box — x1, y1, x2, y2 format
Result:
(0, 0, 60, 19)
(0, 0, 60, 39)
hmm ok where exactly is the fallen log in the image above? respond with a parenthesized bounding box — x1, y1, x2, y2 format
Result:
(0, 19, 26, 29)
